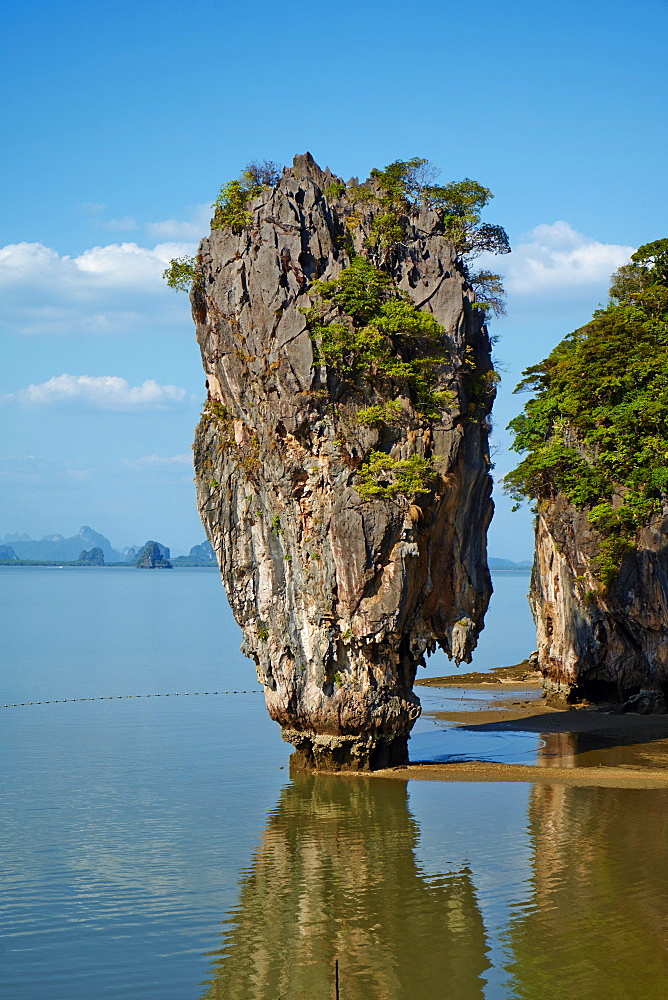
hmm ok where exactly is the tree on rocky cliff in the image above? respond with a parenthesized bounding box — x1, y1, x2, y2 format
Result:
(163, 256, 199, 292)
(505, 239, 668, 582)
(163, 157, 509, 314)
(191, 152, 499, 768)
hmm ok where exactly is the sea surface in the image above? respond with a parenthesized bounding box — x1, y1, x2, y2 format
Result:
(2, 567, 667, 999)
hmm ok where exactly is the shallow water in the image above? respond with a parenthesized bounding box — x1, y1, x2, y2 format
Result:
(3, 567, 668, 999)
(201, 776, 668, 1000)
(413, 687, 546, 765)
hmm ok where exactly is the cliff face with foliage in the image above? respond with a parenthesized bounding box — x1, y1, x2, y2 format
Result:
(192, 154, 498, 767)
(529, 500, 668, 708)
(507, 241, 668, 710)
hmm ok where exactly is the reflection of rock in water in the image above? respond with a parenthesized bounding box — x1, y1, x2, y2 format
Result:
(537, 730, 582, 768)
(201, 776, 489, 1000)
(507, 782, 668, 998)
(538, 725, 668, 770)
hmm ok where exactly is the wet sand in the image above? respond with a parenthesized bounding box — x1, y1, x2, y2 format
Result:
(371, 663, 668, 788)
(374, 761, 668, 788)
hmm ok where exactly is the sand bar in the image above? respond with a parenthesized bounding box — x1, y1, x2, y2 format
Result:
(368, 663, 668, 789)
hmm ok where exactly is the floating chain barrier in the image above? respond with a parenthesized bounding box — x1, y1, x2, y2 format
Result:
(3, 690, 264, 708)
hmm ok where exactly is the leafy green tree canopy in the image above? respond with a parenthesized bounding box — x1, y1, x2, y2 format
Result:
(369, 159, 510, 261)
(212, 158, 283, 233)
(303, 256, 450, 416)
(608, 238, 668, 316)
(505, 239, 668, 582)
(163, 255, 199, 292)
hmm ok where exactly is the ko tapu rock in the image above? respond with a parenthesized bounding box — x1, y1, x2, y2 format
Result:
(190, 153, 503, 768)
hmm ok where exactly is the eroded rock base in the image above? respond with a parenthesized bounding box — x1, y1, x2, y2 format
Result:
(542, 678, 668, 714)
(283, 730, 409, 772)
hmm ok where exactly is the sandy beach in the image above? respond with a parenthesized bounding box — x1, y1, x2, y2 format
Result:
(369, 663, 668, 788)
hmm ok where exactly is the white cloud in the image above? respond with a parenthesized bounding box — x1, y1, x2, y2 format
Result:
(478, 222, 634, 296)
(146, 203, 211, 241)
(121, 453, 191, 468)
(0, 454, 92, 484)
(2, 221, 628, 340)
(3, 375, 187, 411)
(0, 239, 196, 335)
(100, 216, 138, 231)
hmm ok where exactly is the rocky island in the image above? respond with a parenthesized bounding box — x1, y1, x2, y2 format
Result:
(184, 154, 508, 768)
(506, 241, 668, 711)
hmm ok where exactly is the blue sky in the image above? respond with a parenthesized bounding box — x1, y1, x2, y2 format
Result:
(2, 0, 667, 556)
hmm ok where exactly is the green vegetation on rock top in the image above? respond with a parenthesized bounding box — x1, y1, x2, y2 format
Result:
(163, 156, 509, 311)
(211, 159, 281, 233)
(505, 239, 668, 582)
(302, 256, 450, 421)
(186, 156, 506, 507)
(368, 158, 510, 262)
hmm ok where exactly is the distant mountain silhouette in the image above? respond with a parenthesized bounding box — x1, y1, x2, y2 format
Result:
(170, 541, 216, 566)
(488, 557, 532, 570)
(189, 541, 215, 562)
(1, 526, 122, 562)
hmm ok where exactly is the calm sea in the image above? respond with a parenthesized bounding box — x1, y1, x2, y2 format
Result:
(2, 567, 667, 999)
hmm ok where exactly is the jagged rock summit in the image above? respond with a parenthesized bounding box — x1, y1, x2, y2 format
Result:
(192, 153, 496, 768)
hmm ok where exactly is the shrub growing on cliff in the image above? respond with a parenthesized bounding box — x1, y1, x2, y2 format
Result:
(325, 180, 346, 200)
(469, 270, 507, 317)
(356, 400, 404, 426)
(505, 239, 668, 582)
(356, 451, 437, 502)
(212, 159, 282, 233)
(242, 159, 281, 187)
(212, 179, 260, 233)
(363, 158, 510, 269)
(313, 255, 393, 323)
(163, 256, 200, 292)
(304, 256, 449, 415)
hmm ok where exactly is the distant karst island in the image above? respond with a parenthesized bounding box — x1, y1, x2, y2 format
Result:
(0, 526, 526, 572)
(0, 526, 217, 568)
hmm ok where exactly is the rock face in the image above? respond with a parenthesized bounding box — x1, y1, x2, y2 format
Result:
(192, 153, 495, 769)
(531, 496, 668, 710)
